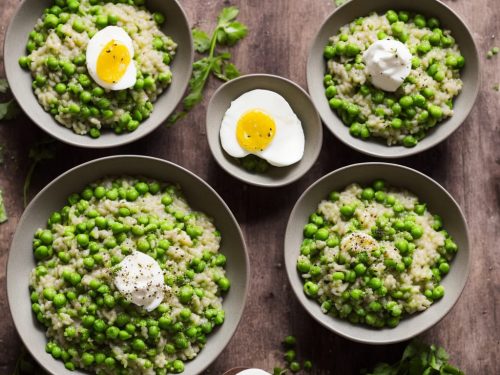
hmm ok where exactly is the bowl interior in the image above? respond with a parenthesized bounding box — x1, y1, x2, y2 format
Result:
(206, 74, 323, 187)
(7, 156, 249, 374)
(284, 163, 470, 344)
(307, 0, 479, 158)
(4, 0, 193, 148)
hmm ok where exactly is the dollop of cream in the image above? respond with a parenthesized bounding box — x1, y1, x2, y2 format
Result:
(237, 370, 272, 375)
(114, 251, 165, 311)
(363, 39, 412, 92)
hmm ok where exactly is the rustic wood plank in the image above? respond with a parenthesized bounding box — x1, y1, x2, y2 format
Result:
(0, 0, 499, 374)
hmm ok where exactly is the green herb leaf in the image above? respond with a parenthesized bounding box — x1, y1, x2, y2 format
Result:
(192, 28, 211, 53)
(217, 21, 248, 45)
(0, 100, 21, 120)
(24, 138, 56, 207)
(217, 6, 239, 26)
(0, 79, 9, 94)
(0, 189, 7, 224)
(167, 6, 247, 125)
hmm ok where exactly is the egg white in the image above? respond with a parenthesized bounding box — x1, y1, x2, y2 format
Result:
(219, 89, 305, 167)
(86, 26, 137, 90)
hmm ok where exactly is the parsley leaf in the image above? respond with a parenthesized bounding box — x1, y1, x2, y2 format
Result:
(192, 28, 211, 53)
(0, 189, 7, 224)
(362, 341, 464, 375)
(0, 79, 9, 94)
(168, 7, 247, 124)
(24, 138, 56, 207)
(334, 0, 350, 6)
(0, 79, 21, 121)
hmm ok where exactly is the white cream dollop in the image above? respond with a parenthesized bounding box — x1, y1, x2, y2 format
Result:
(363, 39, 412, 92)
(237, 370, 272, 375)
(114, 251, 165, 311)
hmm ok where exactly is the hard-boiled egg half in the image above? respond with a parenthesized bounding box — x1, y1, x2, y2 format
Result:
(86, 26, 136, 90)
(219, 89, 305, 167)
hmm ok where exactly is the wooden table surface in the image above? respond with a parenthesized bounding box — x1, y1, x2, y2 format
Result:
(1, 0, 499, 374)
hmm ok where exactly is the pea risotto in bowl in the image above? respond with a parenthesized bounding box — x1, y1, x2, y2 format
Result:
(7, 156, 249, 374)
(307, 0, 479, 158)
(285, 163, 470, 344)
(4, 0, 193, 148)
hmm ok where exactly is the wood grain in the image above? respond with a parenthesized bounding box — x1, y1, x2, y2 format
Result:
(1, 0, 499, 374)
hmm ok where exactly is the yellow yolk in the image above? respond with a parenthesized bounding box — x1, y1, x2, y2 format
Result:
(236, 110, 276, 152)
(96, 40, 131, 84)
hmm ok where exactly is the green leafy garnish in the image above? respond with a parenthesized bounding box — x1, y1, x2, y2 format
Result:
(0, 189, 7, 223)
(24, 138, 56, 207)
(361, 341, 464, 375)
(168, 6, 248, 124)
(0, 78, 21, 121)
(334, 0, 350, 6)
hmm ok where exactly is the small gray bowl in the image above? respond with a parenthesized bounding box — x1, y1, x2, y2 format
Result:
(7, 155, 249, 374)
(307, 0, 480, 158)
(206, 74, 323, 188)
(284, 163, 470, 344)
(4, 0, 193, 148)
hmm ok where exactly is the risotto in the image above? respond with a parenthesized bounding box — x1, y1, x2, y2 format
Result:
(30, 178, 229, 374)
(323, 11, 464, 147)
(19, 0, 177, 138)
(297, 180, 458, 328)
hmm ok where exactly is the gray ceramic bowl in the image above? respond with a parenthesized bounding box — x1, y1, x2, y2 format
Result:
(206, 74, 323, 188)
(284, 163, 470, 344)
(7, 155, 249, 374)
(4, 0, 193, 148)
(307, 0, 480, 158)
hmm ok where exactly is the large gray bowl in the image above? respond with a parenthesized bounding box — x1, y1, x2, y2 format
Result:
(284, 163, 470, 344)
(7, 155, 249, 374)
(4, 0, 193, 148)
(307, 0, 480, 158)
(206, 74, 323, 188)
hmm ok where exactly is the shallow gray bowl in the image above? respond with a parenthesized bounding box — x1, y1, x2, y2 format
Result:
(7, 155, 249, 374)
(307, 0, 480, 158)
(206, 74, 323, 188)
(284, 163, 470, 344)
(4, 0, 193, 148)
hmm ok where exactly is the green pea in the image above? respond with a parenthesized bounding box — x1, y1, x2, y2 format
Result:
(218, 277, 231, 292)
(391, 118, 402, 129)
(148, 11, 165, 24)
(403, 135, 417, 147)
(72, 20, 85, 33)
(417, 40, 432, 54)
(303, 223, 318, 238)
(445, 238, 458, 253)
(179, 285, 194, 303)
(96, 15, 108, 29)
(429, 105, 443, 119)
(143, 76, 155, 89)
(354, 263, 366, 275)
(361, 187, 375, 200)
(386, 10, 398, 24)
(350, 289, 363, 300)
(346, 43, 360, 56)
(315, 228, 329, 241)
(323, 45, 335, 59)
(432, 285, 445, 299)
(399, 96, 413, 108)
(340, 205, 355, 218)
(303, 281, 318, 297)
(44, 14, 59, 29)
(332, 272, 345, 281)
(107, 14, 118, 25)
(53, 293, 67, 308)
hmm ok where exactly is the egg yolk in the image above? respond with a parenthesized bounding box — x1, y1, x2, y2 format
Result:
(96, 40, 131, 84)
(236, 110, 276, 152)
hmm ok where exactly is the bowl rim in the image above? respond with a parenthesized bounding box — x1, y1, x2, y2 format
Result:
(7, 154, 250, 374)
(306, 0, 480, 158)
(3, 0, 194, 149)
(284, 162, 471, 344)
(206, 73, 323, 188)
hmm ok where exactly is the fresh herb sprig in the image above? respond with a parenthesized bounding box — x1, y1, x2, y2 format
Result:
(24, 138, 56, 207)
(361, 341, 464, 375)
(168, 7, 248, 124)
(0, 79, 21, 121)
